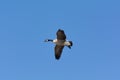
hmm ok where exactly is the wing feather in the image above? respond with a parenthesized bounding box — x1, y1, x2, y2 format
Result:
(56, 29, 66, 40)
(54, 45, 64, 60)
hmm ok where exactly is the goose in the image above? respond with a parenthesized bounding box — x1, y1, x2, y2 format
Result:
(44, 29, 73, 60)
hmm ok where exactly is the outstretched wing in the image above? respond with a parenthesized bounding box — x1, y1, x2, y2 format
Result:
(54, 45, 64, 60)
(56, 29, 66, 40)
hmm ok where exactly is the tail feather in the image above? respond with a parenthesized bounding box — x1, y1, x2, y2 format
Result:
(67, 41, 73, 49)
(69, 41, 73, 46)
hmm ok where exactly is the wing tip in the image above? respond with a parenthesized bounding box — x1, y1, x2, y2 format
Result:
(55, 55, 61, 60)
(58, 29, 64, 32)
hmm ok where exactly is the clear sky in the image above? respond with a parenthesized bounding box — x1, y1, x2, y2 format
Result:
(0, 0, 120, 80)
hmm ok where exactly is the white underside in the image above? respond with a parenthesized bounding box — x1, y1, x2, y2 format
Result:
(53, 39, 70, 46)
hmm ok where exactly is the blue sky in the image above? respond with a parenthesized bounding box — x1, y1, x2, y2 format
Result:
(0, 0, 120, 80)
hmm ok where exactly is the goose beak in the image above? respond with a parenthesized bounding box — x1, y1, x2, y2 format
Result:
(44, 39, 48, 42)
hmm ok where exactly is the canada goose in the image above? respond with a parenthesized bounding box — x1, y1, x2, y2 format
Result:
(44, 29, 73, 60)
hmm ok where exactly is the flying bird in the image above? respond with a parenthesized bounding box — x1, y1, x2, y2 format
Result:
(44, 29, 73, 60)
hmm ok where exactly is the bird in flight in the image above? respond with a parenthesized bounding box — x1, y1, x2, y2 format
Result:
(44, 29, 73, 60)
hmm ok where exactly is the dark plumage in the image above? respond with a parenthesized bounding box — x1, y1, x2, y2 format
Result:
(56, 29, 66, 40)
(45, 29, 73, 60)
(54, 45, 64, 59)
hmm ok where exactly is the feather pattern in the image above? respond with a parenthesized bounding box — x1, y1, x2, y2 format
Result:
(56, 29, 66, 40)
(54, 45, 64, 60)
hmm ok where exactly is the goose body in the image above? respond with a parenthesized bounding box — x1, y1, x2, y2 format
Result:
(45, 29, 73, 60)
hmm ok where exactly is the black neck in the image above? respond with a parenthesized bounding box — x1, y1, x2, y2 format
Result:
(48, 39, 53, 42)
(45, 39, 53, 42)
